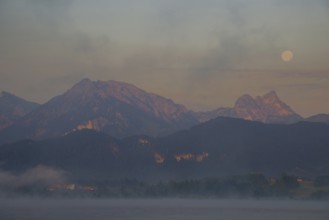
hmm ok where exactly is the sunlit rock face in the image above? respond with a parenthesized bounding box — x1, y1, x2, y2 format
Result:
(174, 152, 209, 162)
(234, 91, 302, 124)
(194, 91, 302, 124)
(234, 94, 266, 122)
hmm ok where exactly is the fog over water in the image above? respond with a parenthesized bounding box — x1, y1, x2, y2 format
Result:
(0, 199, 328, 220)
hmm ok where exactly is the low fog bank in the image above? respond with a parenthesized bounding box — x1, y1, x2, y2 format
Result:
(0, 165, 66, 197)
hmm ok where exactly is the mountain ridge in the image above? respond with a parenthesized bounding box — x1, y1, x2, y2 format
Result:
(1, 117, 328, 181)
(0, 91, 40, 131)
(0, 79, 197, 143)
(194, 91, 303, 124)
(305, 114, 329, 125)
(1, 79, 328, 144)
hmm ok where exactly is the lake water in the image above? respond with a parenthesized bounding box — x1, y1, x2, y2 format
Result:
(0, 198, 328, 220)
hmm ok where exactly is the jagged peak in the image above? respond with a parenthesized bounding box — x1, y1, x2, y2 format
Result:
(78, 79, 136, 88)
(236, 94, 254, 102)
(70, 78, 139, 94)
(73, 78, 92, 86)
(234, 94, 257, 107)
(70, 78, 93, 88)
(105, 79, 137, 87)
(72, 79, 143, 93)
(71, 79, 173, 104)
(103, 79, 148, 94)
(235, 91, 279, 103)
(261, 90, 279, 100)
(52, 78, 190, 122)
(80, 78, 92, 83)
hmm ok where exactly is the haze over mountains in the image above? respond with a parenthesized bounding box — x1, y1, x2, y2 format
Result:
(0, 78, 328, 183)
(0, 78, 328, 144)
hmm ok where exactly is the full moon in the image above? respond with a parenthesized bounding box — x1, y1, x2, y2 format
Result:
(281, 50, 293, 62)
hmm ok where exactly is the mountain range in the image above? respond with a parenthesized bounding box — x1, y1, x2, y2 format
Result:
(0, 78, 328, 144)
(0, 79, 328, 182)
(0, 117, 328, 182)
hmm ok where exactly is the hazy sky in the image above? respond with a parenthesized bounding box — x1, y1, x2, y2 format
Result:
(1, 0, 328, 116)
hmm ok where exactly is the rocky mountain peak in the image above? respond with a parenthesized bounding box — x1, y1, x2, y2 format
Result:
(258, 91, 281, 106)
(235, 94, 258, 108)
(235, 91, 302, 123)
(0, 79, 197, 141)
(63, 79, 189, 120)
(76, 78, 92, 85)
(196, 91, 303, 124)
(262, 90, 278, 99)
(234, 94, 264, 121)
(257, 91, 296, 117)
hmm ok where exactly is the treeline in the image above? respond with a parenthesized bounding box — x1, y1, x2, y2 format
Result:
(2, 174, 329, 199)
(93, 174, 300, 198)
(83, 174, 328, 199)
